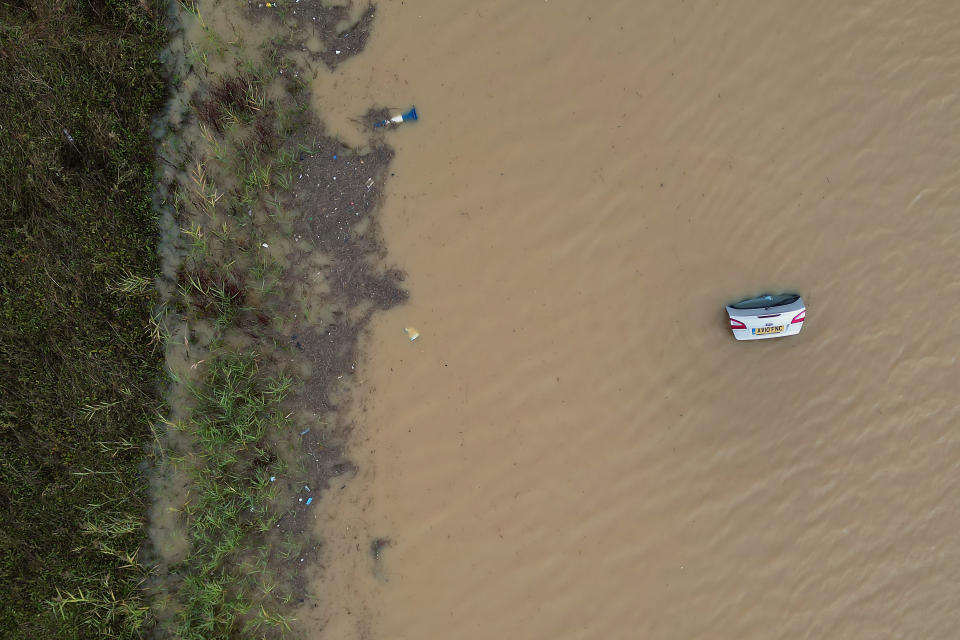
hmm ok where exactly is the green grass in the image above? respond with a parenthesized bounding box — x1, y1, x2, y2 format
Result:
(164, 353, 296, 638)
(147, 16, 325, 637)
(0, 0, 167, 637)
(3, 0, 331, 634)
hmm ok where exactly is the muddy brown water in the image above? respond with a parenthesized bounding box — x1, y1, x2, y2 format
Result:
(148, 0, 960, 636)
(289, 1, 960, 638)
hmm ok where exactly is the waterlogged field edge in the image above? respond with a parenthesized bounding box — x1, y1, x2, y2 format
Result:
(2, 0, 399, 635)
(146, 0, 403, 636)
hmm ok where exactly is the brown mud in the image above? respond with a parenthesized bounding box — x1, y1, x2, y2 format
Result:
(267, 131, 405, 609)
(246, 1, 376, 70)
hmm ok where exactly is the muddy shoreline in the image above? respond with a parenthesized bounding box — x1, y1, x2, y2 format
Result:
(146, 0, 407, 635)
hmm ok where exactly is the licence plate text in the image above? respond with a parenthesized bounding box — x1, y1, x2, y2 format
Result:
(753, 326, 784, 335)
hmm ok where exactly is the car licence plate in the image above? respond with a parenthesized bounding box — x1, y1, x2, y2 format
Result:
(753, 326, 784, 335)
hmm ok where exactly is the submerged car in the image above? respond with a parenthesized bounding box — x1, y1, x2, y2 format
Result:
(726, 293, 805, 340)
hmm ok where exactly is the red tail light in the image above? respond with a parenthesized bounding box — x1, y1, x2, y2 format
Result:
(730, 318, 746, 330)
(791, 310, 805, 324)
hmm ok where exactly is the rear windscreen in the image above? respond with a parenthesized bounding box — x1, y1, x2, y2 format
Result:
(731, 293, 799, 310)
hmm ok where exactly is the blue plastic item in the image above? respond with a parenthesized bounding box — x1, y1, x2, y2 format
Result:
(374, 107, 419, 128)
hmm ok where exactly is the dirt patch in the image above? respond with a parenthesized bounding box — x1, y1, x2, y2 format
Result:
(360, 106, 392, 130)
(293, 141, 405, 306)
(191, 75, 258, 134)
(264, 122, 405, 609)
(370, 537, 391, 560)
(247, 1, 377, 70)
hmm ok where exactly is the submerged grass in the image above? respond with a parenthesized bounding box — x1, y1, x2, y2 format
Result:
(0, 0, 166, 636)
(148, 14, 326, 636)
(164, 353, 295, 638)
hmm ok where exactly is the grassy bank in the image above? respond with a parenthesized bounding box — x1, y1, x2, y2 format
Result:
(0, 0, 167, 636)
(150, 46, 320, 634)
(1, 0, 400, 634)
(163, 354, 298, 637)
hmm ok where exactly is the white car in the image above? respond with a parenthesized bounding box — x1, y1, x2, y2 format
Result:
(726, 293, 805, 340)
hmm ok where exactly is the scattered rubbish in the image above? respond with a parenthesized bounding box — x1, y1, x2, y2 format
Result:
(261, 243, 269, 248)
(304, 485, 310, 492)
(306, 497, 313, 505)
(269, 476, 276, 482)
(374, 107, 419, 129)
(298, 498, 303, 502)
(404, 327, 420, 341)
(365, 177, 375, 189)
(300, 427, 310, 436)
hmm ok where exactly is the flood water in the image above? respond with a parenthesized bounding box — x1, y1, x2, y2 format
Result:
(299, 1, 960, 637)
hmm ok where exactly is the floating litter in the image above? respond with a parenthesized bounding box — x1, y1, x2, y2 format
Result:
(404, 327, 420, 341)
(374, 107, 419, 128)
